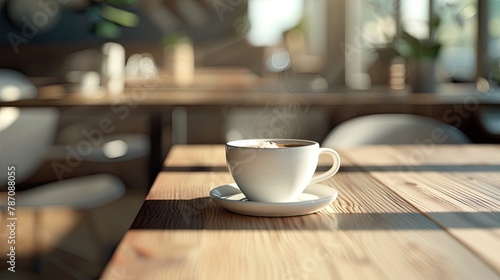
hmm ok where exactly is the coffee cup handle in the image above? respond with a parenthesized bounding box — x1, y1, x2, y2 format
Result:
(309, 148, 341, 185)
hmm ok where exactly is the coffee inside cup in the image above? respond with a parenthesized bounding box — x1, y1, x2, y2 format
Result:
(248, 141, 309, 149)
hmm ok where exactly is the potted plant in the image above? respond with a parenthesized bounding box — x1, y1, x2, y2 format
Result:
(393, 17, 442, 93)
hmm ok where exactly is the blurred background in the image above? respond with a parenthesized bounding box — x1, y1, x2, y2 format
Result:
(1, 0, 500, 279)
(1, 0, 499, 87)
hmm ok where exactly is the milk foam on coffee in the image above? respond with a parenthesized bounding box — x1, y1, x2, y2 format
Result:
(258, 141, 280, 148)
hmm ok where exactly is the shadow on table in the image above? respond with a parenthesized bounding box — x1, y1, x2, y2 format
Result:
(130, 198, 500, 230)
(162, 165, 500, 172)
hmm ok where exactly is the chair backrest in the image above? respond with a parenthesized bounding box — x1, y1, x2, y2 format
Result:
(0, 107, 60, 185)
(322, 114, 471, 147)
(0, 68, 59, 185)
(0, 69, 37, 101)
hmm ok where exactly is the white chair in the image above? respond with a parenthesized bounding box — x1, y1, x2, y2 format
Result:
(0, 69, 126, 276)
(0, 69, 128, 200)
(0, 107, 126, 274)
(50, 126, 150, 164)
(322, 114, 471, 147)
(0, 81, 126, 209)
(478, 108, 500, 136)
(0, 68, 37, 101)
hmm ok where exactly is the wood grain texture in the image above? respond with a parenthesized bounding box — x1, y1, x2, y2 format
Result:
(338, 145, 500, 170)
(340, 145, 500, 273)
(102, 167, 499, 279)
(164, 145, 227, 169)
(361, 171, 500, 273)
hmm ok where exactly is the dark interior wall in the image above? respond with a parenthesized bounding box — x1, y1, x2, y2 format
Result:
(0, 5, 163, 76)
(0, 8, 160, 47)
(0, 1, 251, 77)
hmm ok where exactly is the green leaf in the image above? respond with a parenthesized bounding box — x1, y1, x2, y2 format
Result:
(95, 21, 121, 38)
(393, 31, 441, 58)
(101, 5, 139, 27)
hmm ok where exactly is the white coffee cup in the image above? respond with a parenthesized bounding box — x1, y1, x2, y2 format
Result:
(226, 139, 341, 203)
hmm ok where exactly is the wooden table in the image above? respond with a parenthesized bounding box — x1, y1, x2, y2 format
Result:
(100, 145, 500, 279)
(3, 83, 500, 184)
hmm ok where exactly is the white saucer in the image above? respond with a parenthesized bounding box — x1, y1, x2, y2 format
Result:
(209, 183, 338, 217)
